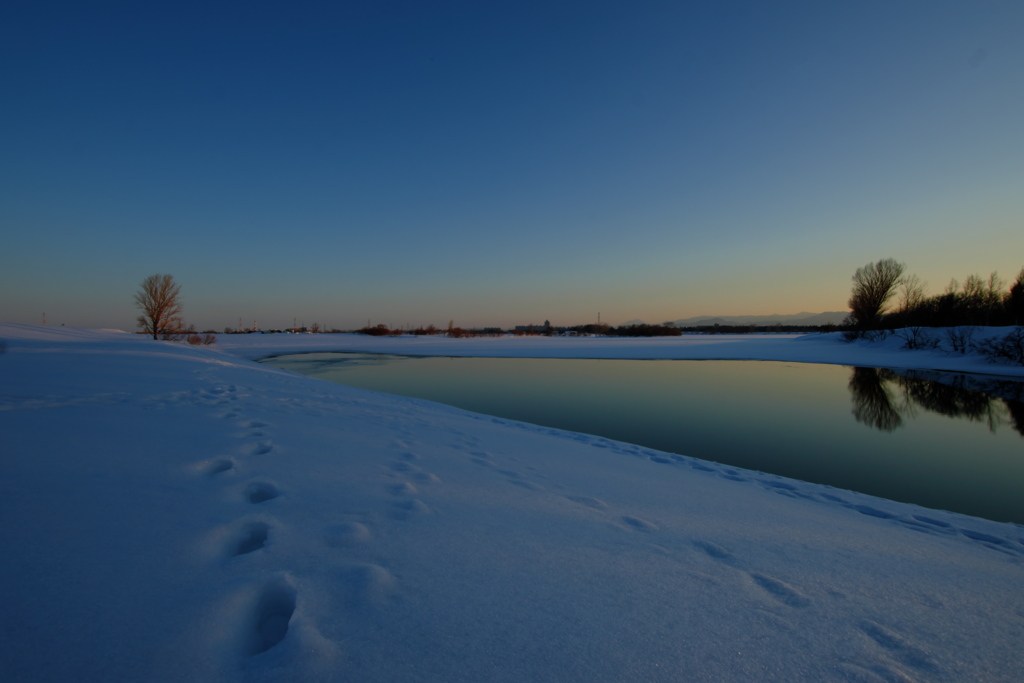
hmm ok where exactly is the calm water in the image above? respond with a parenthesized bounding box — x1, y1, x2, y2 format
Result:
(262, 354, 1024, 524)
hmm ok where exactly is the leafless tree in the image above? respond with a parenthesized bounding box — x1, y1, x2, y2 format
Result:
(848, 258, 906, 329)
(135, 273, 183, 339)
(897, 274, 926, 313)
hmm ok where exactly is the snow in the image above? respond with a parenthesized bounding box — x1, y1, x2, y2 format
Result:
(2, 323, 1022, 682)
(214, 327, 1024, 378)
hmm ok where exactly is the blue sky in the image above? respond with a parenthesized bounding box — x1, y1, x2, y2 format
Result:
(2, 0, 1023, 331)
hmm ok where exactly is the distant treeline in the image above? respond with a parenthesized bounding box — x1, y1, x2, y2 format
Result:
(673, 324, 838, 335)
(352, 322, 837, 337)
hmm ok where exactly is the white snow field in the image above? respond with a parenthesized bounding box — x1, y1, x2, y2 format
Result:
(1, 323, 1023, 682)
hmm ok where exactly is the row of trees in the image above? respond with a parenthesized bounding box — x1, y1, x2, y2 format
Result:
(848, 259, 1024, 331)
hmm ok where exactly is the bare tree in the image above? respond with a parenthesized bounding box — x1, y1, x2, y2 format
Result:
(135, 273, 183, 339)
(848, 258, 906, 330)
(897, 274, 926, 313)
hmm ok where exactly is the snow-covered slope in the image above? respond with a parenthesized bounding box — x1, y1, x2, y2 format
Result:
(2, 324, 1022, 682)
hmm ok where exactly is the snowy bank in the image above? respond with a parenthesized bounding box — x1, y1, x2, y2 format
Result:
(1, 324, 1022, 682)
(210, 327, 1024, 378)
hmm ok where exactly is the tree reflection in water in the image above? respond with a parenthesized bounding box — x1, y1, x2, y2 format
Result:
(848, 367, 1024, 436)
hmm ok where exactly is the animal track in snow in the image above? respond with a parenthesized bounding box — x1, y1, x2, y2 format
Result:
(246, 577, 297, 656)
(244, 482, 281, 504)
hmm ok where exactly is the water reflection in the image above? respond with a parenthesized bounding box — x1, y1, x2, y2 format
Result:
(848, 367, 1024, 437)
(262, 353, 1024, 522)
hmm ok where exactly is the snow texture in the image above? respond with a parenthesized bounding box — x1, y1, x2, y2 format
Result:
(1, 324, 1022, 682)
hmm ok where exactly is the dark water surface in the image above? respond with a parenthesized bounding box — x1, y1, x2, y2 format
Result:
(262, 354, 1024, 524)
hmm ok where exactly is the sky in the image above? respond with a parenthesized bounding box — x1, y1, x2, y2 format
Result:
(2, 0, 1023, 331)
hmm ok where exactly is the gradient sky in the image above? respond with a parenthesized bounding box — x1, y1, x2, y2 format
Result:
(2, 1, 1023, 331)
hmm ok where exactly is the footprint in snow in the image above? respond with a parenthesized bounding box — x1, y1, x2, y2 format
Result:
(324, 522, 373, 548)
(853, 505, 896, 520)
(205, 458, 235, 477)
(692, 540, 734, 563)
(244, 481, 281, 504)
(245, 577, 297, 657)
(565, 495, 609, 510)
(857, 619, 939, 674)
(957, 528, 1022, 555)
(412, 471, 441, 484)
(389, 482, 418, 496)
(621, 515, 657, 532)
(507, 479, 544, 491)
(249, 441, 273, 456)
(391, 498, 431, 520)
(334, 563, 396, 610)
(747, 572, 811, 608)
(230, 521, 271, 557)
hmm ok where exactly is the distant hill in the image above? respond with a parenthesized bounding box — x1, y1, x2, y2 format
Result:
(621, 312, 847, 327)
